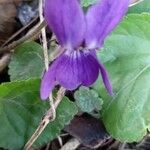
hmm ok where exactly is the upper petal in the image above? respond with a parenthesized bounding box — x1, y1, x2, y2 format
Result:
(85, 0, 129, 48)
(44, 0, 86, 48)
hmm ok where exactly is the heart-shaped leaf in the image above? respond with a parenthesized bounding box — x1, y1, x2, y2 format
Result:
(93, 14, 150, 142)
(0, 79, 78, 150)
(9, 41, 45, 81)
(128, 0, 150, 13)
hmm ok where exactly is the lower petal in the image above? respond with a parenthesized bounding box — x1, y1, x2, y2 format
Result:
(40, 59, 61, 100)
(56, 50, 100, 90)
(80, 51, 100, 86)
(56, 52, 81, 90)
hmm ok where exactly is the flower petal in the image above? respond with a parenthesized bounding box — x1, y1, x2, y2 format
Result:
(99, 62, 113, 96)
(55, 50, 100, 90)
(56, 52, 81, 90)
(40, 70, 55, 100)
(80, 51, 100, 86)
(40, 59, 61, 100)
(44, 0, 85, 48)
(85, 0, 129, 48)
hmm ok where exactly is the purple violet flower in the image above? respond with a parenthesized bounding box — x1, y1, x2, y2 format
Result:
(40, 0, 129, 100)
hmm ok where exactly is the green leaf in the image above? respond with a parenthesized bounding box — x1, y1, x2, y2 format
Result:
(9, 41, 45, 81)
(128, 0, 150, 13)
(74, 87, 103, 113)
(0, 79, 78, 150)
(93, 14, 150, 142)
(81, 0, 97, 7)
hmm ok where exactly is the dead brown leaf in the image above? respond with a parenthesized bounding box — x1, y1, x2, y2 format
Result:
(0, 1, 17, 45)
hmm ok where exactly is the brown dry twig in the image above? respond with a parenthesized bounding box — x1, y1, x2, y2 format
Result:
(60, 138, 80, 150)
(0, 53, 11, 72)
(0, 0, 32, 4)
(1, 16, 38, 47)
(0, 20, 46, 54)
(39, 0, 49, 71)
(23, 87, 66, 150)
(129, 0, 143, 7)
